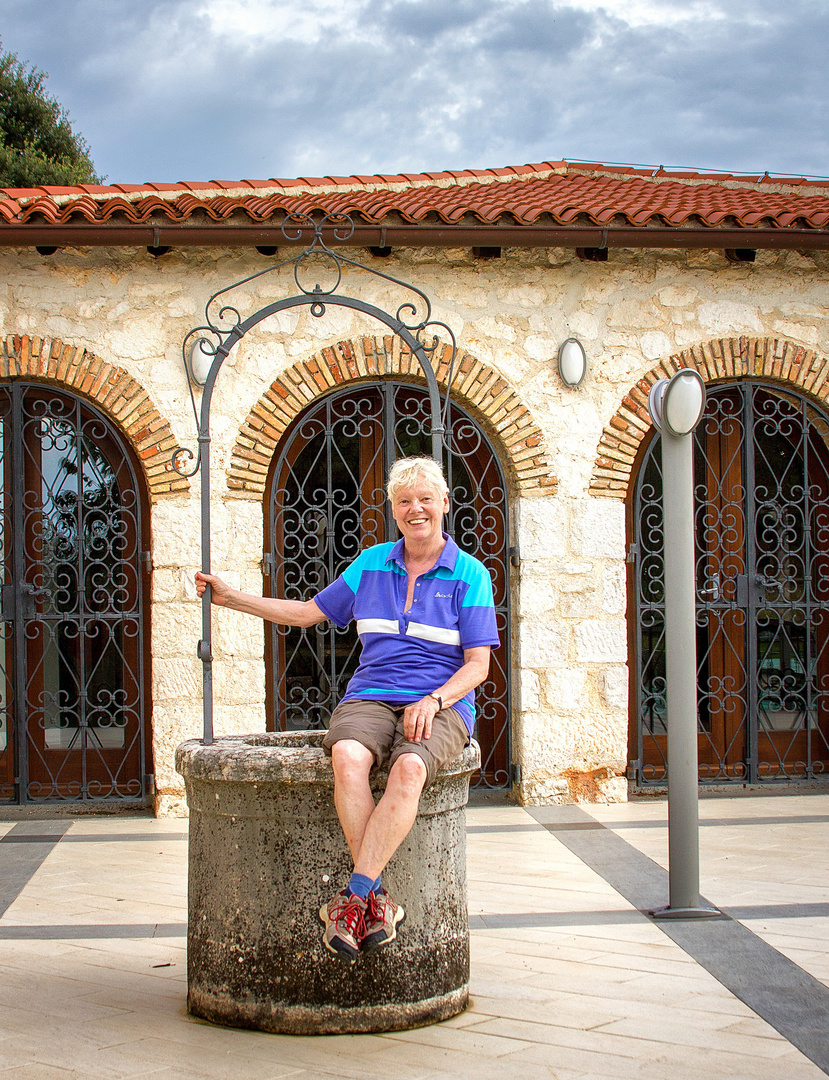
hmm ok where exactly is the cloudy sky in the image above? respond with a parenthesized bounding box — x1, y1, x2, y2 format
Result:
(2, 0, 827, 185)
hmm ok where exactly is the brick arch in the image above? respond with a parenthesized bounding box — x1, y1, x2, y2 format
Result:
(3, 334, 188, 498)
(229, 335, 557, 495)
(590, 336, 828, 499)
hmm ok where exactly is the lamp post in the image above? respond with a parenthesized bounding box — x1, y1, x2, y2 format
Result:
(647, 369, 719, 919)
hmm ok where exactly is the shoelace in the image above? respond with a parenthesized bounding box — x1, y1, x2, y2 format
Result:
(331, 895, 366, 937)
(365, 892, 382, 924)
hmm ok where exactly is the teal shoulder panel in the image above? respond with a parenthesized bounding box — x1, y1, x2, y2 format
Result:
(340, 542, 395, 592)
(455, 549, 495, 608)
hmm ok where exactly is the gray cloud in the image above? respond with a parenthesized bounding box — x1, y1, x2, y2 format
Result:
(1, 0, 827, 183)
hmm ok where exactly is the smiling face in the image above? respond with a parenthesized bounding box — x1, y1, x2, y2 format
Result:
(391, 478, 450, 549)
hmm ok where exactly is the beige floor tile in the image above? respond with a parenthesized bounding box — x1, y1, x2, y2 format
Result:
(0, 796, 828, 1079)
(511, 1040, 827, 1080)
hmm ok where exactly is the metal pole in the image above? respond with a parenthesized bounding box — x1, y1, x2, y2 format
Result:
(198, 424, 213, 746)
(654, 429, 718, 919)
(195, 338, 224, 749)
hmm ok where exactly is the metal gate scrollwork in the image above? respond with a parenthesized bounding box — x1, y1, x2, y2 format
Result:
(0, 384, 149, 803)
(265, 381, 512, 788)
(633, 380, 829, 785)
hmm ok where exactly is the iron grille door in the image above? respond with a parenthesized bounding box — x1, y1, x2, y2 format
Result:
(633, 381, 829, 785)
(0, 384, 148, 803)
(265, 381, 512, 788)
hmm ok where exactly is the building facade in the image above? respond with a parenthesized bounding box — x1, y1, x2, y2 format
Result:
(1, 161, 828, 813)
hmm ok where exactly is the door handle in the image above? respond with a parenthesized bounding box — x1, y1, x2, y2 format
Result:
(20, 583, 49, 619)
(753, 573, 779, 602)
(699, 576, 720, 602)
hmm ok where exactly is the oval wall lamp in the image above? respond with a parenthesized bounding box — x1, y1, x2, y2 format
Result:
(187, 337, 215, 388)
(557, 338, 587, 388)
(648, 369, 706, 436)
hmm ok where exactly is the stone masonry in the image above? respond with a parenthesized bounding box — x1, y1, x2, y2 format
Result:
(1, 242, 827, 812)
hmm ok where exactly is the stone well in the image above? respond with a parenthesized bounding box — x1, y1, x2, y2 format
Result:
(175, 731, 480, 1034)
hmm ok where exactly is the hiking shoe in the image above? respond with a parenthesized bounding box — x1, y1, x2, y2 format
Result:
(319, 891, 366, 963)
(362, 889, 405, 953)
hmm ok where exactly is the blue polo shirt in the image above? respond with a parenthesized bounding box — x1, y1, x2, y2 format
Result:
(314, 534, 499, 733)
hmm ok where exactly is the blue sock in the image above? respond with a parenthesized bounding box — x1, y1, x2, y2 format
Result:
(373, 876, 383, 894)
(347, 872, 374, 900)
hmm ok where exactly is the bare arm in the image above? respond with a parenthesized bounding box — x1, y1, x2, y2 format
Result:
(403, 645, 491, 743)
(194, 571, 328, 628)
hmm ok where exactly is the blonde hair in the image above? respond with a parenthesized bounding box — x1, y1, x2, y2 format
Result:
(386, 456, 448, 503)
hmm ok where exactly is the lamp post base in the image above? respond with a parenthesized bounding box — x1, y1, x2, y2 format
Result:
(650, 905, 722, 920)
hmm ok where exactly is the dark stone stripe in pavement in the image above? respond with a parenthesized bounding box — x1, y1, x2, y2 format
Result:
(0, 834, 66, 844)
(0, 922, 186, 939)
(470, 902, 829, 930)
(466, 823, 543, 833)
(527, 804, 829, 1078)
(0, 821, 71, 918)
(723, 902, 829, 920)
(568, 814, 829, 831)
(60, 833, 188, 843)
(470, 909, 644, 929)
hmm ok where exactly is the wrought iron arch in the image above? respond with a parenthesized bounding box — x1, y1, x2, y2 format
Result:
(174, 213, 460, 743)
(264, 378, 512, 788)
(0, 381, 151, 803)
(632, 378, 829, 786)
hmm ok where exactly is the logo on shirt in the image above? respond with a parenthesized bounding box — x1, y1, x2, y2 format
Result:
(434, 592, 453, 598)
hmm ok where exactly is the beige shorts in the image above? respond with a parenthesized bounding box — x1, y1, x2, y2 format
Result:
(321, 698, 469, 788)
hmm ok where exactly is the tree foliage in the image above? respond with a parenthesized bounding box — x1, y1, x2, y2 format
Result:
(0, 43, 103, 187)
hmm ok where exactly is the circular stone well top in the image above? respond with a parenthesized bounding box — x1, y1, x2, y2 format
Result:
(176, 731, 480, 798)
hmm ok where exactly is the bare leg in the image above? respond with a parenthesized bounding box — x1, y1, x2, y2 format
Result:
(352, 753, 427, 881)
(330, 739, 376, 861)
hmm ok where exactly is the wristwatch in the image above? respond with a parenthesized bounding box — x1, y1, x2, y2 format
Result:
(428, 693, 443, 710)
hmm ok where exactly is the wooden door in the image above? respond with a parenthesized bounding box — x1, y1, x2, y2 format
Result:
(633, 382, 829, 785)
(0, 384, 149, 803)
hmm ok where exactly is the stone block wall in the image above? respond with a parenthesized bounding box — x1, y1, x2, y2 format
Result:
(1, 243, 827, 812)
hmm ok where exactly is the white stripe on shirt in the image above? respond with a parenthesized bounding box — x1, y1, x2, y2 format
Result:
(406, 621, 462, 646)
(356, 618, 400, 636)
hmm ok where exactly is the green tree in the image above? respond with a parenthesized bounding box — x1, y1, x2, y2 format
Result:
(0, 43, 103, 187)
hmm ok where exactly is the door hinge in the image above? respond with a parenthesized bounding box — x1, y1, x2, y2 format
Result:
(510, 762, 522, 784)
(140, 551, 153, 573)
(262, 553, 276, 576)
(509, 545, 520, 568)
(1, 584, 14, 620)
(626, 542, 639, 564)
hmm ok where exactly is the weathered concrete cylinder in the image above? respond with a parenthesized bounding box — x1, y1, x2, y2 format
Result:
(175, 731, 480, 1034)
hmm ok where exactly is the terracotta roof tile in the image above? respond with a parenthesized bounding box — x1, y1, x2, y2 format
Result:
(2, 160, 829, 235)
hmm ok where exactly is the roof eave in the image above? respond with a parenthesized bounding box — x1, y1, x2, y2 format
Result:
(1, 222, 828, 250)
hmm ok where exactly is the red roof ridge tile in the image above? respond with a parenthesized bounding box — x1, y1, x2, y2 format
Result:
(3, 160, 829, 236)
(0, 161, 571, 207)
(10, 163, 829, 212)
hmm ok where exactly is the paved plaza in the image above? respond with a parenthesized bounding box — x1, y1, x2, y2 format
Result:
(1, 791, 828, 1080)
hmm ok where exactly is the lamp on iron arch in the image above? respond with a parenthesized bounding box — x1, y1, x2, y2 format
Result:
(557, 337, 587, 388)
(187, 337, 214, 388)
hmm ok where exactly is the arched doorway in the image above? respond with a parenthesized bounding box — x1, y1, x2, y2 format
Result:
(631, 380, 829, 785)
(264, 380, 512, 787)
(0, 383, 151, 803)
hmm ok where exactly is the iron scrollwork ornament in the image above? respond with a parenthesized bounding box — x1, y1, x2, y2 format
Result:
(171, 211, 459, 478)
